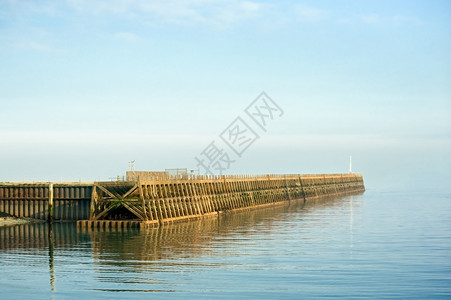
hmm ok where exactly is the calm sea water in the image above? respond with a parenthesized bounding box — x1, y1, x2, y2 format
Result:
(1, 189, 450, 299)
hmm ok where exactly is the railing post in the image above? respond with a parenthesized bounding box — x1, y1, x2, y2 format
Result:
(48, 183, 53, 224)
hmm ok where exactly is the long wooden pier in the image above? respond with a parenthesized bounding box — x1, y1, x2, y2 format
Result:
(0, 173, 365, 229)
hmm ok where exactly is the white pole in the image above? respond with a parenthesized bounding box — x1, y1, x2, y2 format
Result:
(349, 155, 352, 174)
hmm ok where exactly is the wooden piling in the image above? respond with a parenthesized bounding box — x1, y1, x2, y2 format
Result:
(48, 183, 53, 224)
(2, 174, 364, 229)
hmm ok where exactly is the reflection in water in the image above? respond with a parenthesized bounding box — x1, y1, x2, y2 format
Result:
(0, 222, 89, 250)
(350, 195, 354, 253)
(48, 223, 55, 292)
(87, 197, 351, 265)
(87, 202, 303, 265)
(0, 194, 362, 294)
(0, 196, 354, 251)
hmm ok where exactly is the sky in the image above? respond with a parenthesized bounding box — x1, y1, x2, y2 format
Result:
(0, 0, 450, 191)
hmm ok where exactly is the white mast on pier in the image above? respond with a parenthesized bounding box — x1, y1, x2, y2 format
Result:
(129, 160, 135, 172)
(349, 155, 352, 174)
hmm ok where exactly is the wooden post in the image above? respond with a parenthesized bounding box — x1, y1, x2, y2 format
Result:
(298, 175, 306, 203)
(89, 185, 97, 220)
(48, 183, 54, 224)
(284, 175, 292, 201)
(138, 182, 148, 220)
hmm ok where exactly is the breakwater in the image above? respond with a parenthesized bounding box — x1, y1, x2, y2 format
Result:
(0, 183, 92, 220)
(0, 173, 364, 228)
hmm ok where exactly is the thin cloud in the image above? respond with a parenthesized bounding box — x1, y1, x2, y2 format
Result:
(2, 0, 61, 16)
(359, 13, 423, 25)
(215, 1, 266, 25)
(66, 0, 266, 27)
(360, 13, 380, 24)
(0, 25, 55, 52)
(1, 36, 53, 52)
(336, 18, 352, 24)
(23, 41, 52, 51)
(295, 5, 329, 22)
(113, 32, 139, 42)
(391, 15, 423, 25)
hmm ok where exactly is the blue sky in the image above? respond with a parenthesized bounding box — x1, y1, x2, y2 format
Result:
(0, 0, 450, 191)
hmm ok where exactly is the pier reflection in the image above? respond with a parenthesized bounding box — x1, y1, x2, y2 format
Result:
(0, 222, 89, 250)
(0, 194, 362, 292)
(0, 195, 360, 255)
(48, 223, 55, 291)
(0, 222, 88, 291)
(86, 195, 359, 265)
(87, 202, 306, 264)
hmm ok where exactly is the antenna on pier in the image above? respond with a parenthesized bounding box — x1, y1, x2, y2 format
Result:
(349, 155, 352, 174)
(129, 160, 135, 172)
